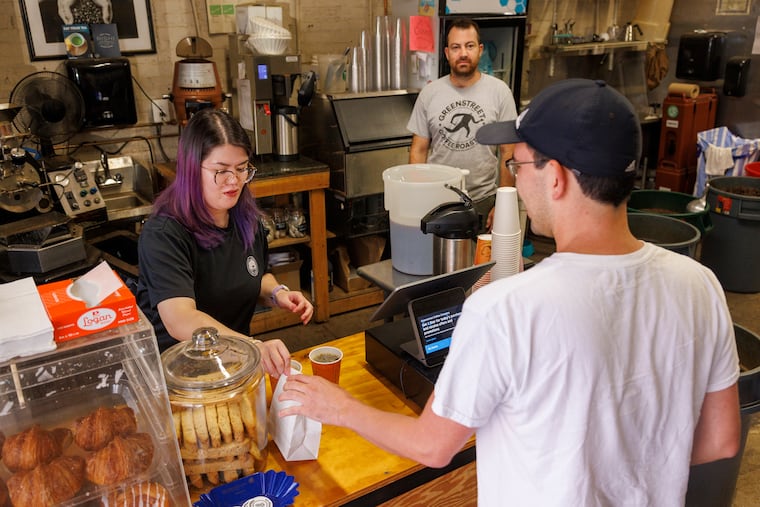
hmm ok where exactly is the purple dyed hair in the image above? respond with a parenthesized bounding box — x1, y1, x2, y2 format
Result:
(151, 109, 259, 249)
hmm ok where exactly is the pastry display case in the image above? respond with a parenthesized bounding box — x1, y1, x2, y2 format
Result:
(0, 311, 190, 506)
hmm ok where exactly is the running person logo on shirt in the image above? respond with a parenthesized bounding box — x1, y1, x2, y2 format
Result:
(437, 100, 486, 151)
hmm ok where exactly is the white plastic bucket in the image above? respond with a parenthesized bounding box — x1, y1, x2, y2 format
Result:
(383, 163, 467, 275)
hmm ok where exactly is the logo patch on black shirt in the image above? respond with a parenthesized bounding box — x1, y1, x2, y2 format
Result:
(246, 256, 260, 277)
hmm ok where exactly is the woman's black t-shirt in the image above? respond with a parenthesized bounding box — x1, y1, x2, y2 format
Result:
(136, 216, 269, 352)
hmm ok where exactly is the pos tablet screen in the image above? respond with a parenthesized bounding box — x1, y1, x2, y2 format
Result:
(403, 287, 466, 367)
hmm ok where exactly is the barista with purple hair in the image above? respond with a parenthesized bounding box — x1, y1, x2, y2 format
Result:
(136, 109, 312, 377)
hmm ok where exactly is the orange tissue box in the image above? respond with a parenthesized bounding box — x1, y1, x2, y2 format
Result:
(38, 272, 138, 343)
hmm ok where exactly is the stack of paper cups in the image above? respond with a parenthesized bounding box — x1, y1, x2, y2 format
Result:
(472, 234, 492, 292)
(490, 187, 522, 281)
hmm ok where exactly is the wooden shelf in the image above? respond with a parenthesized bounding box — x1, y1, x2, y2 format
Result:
(268, 235, 310, 249)
(543, 40, 648, 55)
(249, 284, 384, 335)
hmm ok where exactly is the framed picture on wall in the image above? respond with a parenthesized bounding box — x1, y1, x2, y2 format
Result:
(19, 0, 156, 60)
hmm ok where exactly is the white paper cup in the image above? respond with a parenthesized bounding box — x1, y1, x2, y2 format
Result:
(492, 187, 521, 235)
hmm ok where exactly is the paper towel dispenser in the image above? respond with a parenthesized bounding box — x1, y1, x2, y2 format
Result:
(676, 31, 726, 81)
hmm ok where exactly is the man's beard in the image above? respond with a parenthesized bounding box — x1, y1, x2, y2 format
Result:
(451, 59, 477, 78)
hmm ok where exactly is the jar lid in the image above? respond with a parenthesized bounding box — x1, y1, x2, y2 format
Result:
(161, 327, 262, 396)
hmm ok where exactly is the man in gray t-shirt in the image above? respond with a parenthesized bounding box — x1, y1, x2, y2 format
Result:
(407, 18, 517, 232)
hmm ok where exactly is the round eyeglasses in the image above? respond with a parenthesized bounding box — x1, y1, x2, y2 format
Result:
(203, 163, 257, 185)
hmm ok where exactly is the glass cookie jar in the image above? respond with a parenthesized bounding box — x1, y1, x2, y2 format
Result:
(161, 327, 268, 490)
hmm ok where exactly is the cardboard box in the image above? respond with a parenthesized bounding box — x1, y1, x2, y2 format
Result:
(269, 249, 303, 292)
(347, 235, 386, 267)
(37, 274, 138, 343)
(332, 245, 372, 293)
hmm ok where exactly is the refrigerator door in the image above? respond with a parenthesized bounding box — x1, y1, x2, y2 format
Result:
(439, 15, 526, 105)
(441, 0, 528, 15)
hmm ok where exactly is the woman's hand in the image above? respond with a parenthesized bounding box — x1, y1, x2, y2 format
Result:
(256, 338, 291, 377)
(275, 290, 314, 325)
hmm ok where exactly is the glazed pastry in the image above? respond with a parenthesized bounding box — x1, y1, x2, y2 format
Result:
(74, 405, 138, 451)
(6, 455, 85, 507)
(1, 425, 70, 472)
(85, 433, 154, 485)
(104, 481, 172, 507)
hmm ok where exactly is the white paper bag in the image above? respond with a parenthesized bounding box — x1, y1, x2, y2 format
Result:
(268, 370, 322, 461)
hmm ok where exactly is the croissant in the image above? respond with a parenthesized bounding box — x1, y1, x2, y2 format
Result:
(6, 455, 85, 507)
(104, 481, 172, 507)
(1, 425, 71, 472)
(86, 433, 154, 485)
(74, 405, 138, 451)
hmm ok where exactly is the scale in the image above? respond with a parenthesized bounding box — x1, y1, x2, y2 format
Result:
(171, 37, 225, 126)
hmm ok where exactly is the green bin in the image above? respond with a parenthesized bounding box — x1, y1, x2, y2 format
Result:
(628, 189, 712, 235)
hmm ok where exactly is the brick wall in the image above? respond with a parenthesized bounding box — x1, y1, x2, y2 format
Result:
(2, 0, 384, 165)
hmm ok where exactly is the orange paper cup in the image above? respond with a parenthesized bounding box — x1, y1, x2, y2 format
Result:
(309, 346, 343, 384)
(269, 359, 302, 393)
(474, 234, 492, 264)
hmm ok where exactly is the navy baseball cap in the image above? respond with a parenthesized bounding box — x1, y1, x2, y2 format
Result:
(476, 79, 642, 177)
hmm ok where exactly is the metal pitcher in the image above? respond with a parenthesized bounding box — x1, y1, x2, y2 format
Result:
(624, 22, 643, 42)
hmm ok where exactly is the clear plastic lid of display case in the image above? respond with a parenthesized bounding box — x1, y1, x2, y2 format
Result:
(0, 311, 191, 507)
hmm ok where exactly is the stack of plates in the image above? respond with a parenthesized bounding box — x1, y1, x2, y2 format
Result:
(194, 470, 299, 507)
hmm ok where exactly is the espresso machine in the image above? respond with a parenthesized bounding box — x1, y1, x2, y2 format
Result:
(227, 35, 304, 158)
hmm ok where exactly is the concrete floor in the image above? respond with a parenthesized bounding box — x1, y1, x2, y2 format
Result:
(257, 234, 760, 506)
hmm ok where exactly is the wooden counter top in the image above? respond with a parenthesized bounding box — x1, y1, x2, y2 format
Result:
(191, 333, 475, 506)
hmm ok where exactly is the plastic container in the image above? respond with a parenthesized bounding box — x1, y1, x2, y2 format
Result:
(315, 54, 346, 93)
(700, 176, 760, 293)
(745, 161, 760, 177)
(628, 189, 713, 234)
(161, 327, 268, 490)
(0, 314, 191, 506)
(383, 163, 467, 274)
(627, 212, 701, 257)
(685, 323, 760, 507)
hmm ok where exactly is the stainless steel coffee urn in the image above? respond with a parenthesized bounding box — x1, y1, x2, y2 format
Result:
(275, 105, 299, 161)
(421, 186, 479, 275)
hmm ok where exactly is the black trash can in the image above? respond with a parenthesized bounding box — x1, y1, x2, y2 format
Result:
(685, 323, 760, 507)
(700, 176, 760, 293)
(627, 213, 701, 258)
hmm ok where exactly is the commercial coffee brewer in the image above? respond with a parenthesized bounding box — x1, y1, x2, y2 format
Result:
(227, 35, 305, 159)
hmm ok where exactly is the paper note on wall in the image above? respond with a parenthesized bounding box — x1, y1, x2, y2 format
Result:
(237, 79, 254, 131)
(207, 1, 237, 34)
(410, 16, 435, 53)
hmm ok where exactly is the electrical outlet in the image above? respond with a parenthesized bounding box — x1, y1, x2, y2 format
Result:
(151, 98, 174, 123)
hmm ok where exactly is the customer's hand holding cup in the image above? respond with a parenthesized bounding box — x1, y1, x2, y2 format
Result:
(309, 346, 343, 384)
